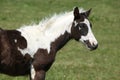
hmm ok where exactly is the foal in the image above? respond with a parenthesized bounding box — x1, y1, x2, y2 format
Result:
(0, 7, 98, 80)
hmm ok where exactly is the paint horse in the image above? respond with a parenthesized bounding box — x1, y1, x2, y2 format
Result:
(0, 7, 98, 80)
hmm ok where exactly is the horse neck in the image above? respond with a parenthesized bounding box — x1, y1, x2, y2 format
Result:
(44, 12, 74, 34)
(51, 31, 71, 53)
(44, 12, 74, 53)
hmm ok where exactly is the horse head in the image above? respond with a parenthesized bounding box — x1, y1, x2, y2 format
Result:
(71, 7, 98, 50)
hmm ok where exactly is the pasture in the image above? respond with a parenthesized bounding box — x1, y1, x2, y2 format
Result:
(0, 0, 120, 80)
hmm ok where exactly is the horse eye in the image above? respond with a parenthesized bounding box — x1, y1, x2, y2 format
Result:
(81, 23, 86, 28)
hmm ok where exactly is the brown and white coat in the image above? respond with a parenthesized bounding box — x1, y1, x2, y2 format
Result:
(0, 7, 98, 80)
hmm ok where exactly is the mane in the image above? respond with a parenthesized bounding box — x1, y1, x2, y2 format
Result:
(18, 8, 85, 31)
(38, 8, 85, 29)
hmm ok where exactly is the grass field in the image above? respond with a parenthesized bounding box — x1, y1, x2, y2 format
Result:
(0, 0, 120, 80)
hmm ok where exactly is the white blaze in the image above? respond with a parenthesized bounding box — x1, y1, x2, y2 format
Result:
(79, 19, 98, 46)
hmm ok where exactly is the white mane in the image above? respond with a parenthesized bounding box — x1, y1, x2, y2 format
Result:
(17, 8, 85, 57)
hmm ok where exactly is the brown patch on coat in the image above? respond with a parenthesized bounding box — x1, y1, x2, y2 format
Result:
(0, 28, 32, 76)
(6, 30, 27, 49)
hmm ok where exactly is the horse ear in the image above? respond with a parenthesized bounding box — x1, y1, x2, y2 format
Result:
(73, 7, 80, 18)
(82, 8, 92, 17)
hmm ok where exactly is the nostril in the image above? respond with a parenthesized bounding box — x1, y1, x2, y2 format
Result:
(93, 44, 98, 50)
(92, 43, 95, 46)
(84, 40, 98, 50)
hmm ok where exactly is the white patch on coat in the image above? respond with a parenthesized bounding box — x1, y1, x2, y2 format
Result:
(31, 65, 35, 79)
(74, 21, 78, 26)
(79, 19, 98, 46)
(79, 27, 81, 30)
(17, 9, 86, 57)
(14, 39, 17, 43)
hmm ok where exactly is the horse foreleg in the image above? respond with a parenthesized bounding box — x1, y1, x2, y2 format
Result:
(30, 70, 46, 80)
(30, 65, 46, 80)
(34, 70, 46, 80)
(30, 65, 35, 80)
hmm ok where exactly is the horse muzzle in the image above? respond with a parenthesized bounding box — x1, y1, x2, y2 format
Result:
(84, 40, 98, 50)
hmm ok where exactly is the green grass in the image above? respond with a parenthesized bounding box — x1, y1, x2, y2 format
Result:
(0, 0, 120, 80)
